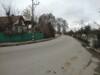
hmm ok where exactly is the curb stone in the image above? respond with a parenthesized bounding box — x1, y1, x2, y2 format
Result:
(0, 37, 57, 47)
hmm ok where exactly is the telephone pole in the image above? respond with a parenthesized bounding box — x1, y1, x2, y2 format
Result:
(31, 0, 40, 27)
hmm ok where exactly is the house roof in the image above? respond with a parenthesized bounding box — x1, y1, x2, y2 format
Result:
(0, 16, 24, 25)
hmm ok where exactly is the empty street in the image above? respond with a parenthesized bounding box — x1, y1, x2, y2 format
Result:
(0, 36, 98, 75)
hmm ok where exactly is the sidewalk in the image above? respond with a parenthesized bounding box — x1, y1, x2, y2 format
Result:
(0, 38, 55, 47)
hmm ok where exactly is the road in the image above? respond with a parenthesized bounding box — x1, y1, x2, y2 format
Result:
(0, 36, 98, 75)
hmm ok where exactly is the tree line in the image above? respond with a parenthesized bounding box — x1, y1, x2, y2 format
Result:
(0, 1, 68, 38)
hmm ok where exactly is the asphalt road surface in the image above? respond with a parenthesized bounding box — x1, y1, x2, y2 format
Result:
(0, 36, 98, 75)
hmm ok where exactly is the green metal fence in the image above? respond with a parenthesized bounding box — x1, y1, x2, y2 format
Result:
(0, 32, 44, 43)
(33, 32, 44, 40)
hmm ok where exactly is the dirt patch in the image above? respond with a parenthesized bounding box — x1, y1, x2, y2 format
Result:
(70, 56, 78, 61)
(63, 62, 71, 71)
(83, 59, 92, 69)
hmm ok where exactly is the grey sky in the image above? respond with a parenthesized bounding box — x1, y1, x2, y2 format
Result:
(0, 0, 100, 28)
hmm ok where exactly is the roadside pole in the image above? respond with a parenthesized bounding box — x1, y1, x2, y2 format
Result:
(31, 0, 40, 27)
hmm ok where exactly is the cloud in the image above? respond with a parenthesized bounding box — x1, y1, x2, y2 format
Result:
(1, 0, 100, 26)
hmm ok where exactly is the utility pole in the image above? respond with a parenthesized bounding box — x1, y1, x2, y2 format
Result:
(31, 0, 40, 27)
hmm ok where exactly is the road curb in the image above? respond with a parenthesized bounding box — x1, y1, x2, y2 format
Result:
(0, 37, 57, 47)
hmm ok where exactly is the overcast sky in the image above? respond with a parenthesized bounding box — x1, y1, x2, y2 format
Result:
(0, 0, 100, 29)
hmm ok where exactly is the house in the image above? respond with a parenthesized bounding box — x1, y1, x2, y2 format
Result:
(0, 16, 32, 34)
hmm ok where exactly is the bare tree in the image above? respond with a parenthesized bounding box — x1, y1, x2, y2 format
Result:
(1, 3, 13, 34)
(62, 20, 68, 34)
(38, 13, 56, 38)
(0, 1, 18, 34)
(22, 6, 32, 20)
(1, 0, 15, 16)
(56, 18, 68, 34)
(22, 5, 39, 31)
